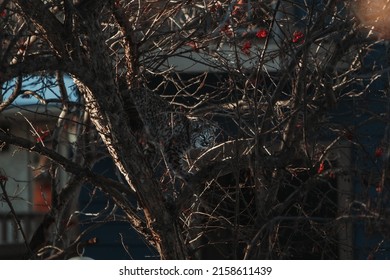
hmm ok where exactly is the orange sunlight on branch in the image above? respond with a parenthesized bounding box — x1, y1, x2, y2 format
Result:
(354, 0, 390, 39)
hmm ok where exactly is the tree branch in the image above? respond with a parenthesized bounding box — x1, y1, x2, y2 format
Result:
(0, 75, 22, 112)
(1, 55, 81, 83)
(14, 0, 69, 57)
(0, 130, 150, 237)
(0, 179, 33, 256)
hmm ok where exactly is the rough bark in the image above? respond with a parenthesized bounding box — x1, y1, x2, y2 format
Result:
(13, 0, 187, 259)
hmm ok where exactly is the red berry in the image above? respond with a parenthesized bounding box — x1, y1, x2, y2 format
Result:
(292, 31, 305, 43)
(241, 40, 252, 55)
(375, 147, 384, 158)
(317, 161, 325, 174)
(256, 29, 268, 39)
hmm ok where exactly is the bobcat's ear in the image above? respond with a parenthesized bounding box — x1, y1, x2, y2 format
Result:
(188, 117, 202, 130)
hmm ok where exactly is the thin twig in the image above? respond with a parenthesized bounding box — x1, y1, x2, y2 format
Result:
(0, 180, 33, 256)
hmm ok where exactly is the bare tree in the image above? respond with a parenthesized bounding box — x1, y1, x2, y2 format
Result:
(1, 0, 390, 259)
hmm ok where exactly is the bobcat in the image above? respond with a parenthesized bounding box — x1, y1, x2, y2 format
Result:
(130, 87, 216, 180)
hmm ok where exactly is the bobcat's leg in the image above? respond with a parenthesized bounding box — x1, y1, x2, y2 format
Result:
(163, 137, 190, 181)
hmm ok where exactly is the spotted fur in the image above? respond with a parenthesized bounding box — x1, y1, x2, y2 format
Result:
(131, 88, 216, 179)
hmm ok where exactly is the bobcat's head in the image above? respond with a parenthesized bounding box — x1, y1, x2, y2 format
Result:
(189, 118, 217, 149)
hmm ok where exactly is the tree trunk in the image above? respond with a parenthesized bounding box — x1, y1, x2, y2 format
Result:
(14, 0, 187, 259)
